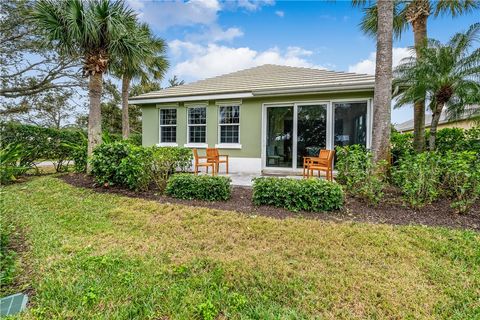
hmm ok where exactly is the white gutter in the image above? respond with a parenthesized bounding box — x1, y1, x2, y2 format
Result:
(128, 92, 253, 105)
(252, 83, 375, 96)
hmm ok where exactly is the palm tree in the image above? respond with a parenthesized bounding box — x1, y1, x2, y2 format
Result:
(168, 75, 185, 87)
(394, 23, 480, 150)
(371, 0, 394, 163)
(110, 23, 168, 139)
(358, 0, 479, 152)
(32, 0, 137, 169)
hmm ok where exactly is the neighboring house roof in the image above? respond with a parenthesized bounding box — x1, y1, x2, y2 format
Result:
(394, 105, 479, 132)
(129, 64, 375, 104)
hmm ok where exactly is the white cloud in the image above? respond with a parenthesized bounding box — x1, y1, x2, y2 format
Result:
(128, 0, 221, 30)
(275, 10, 285, 17)
(169, 42, 323, 80)
(348, 47, 414, 75)
(236, 0, 275, 11)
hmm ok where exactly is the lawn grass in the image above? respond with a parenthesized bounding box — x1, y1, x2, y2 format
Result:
(1, 176, 479, 319)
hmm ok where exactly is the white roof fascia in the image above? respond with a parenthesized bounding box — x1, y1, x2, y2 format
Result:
(129, 92, 253, 105)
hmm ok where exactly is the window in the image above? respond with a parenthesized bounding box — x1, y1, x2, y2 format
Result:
(188, 107, 207, 143)
(333, 102, 367, 147)
(159, 109, 177, 143)
(219, 105, 240, 144)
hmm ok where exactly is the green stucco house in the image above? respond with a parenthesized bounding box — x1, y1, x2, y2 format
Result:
(129, 64, 375, 174)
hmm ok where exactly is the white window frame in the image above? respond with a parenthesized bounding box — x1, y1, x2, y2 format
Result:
(216, 104, 242, 149)
(185, 105, 208, 147)
(158, 108, 178, 146)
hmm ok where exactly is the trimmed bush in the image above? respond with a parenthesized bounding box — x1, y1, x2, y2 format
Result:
(0, 122, 84, 172)
(392, 152, 442, 208)
(166, 174, 231, 201)
(441, 151, 480, 213)
(252, 177, 344, 212)
(117, 146, 153, 191)
(150, 146, 193, 191)
(90, 141, 133, 187)
(391, 130, 414, 164)
(335, 145, 386, 205)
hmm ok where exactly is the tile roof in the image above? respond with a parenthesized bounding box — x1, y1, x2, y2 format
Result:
(129, 64, 375, 103)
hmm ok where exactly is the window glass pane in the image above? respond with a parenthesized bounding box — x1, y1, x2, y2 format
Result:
(160, 109, 176, 125)
(161, 127, 176, 143)
(189, 126, 206, 143)
(220, 125, 239, 143)
(296, 104, 327, 168)
(334, 102, 367, 147)
(188, 107, 206, 124)
(219, 106, 239, 124)
(266, 106, 293, 168)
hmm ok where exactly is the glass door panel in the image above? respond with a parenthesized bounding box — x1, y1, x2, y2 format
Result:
(266, 106, 293, 168)
(333, 102, 367, 147)
(296, 104, 327, 168)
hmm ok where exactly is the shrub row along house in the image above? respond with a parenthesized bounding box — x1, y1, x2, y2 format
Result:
(129, 64, 375, 174)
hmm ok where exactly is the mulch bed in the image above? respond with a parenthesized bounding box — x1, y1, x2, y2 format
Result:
(60, 173, 480, 232)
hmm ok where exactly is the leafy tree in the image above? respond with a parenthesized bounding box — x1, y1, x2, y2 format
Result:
(32, 0, 138, 171)
(357, 0, 479, 152)
(394, 23, 480, 150)
(168, 75, 185, 87)
(110, 23, 168, 139)
(0, 0, 83, 99)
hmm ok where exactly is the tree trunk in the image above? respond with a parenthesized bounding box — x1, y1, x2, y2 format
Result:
(371, 0, 393, 163)
(411, 14, 428, 152)
(121, 75, 130, 139)
(428, 103, 443, 151)
(87, 72, 103, 173)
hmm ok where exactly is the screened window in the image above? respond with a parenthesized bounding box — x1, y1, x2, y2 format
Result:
(188, 107, 207, 143)
(159, 109, 176, 143)
(219, 105, 240, 144)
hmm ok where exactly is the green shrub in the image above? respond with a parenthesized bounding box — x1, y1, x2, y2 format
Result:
(117, 146, 153, 191)
(0, 143, 30, 184)
(166, 174, 231, 201)
(335, 145, 386, 205)
(391, 130, 414, 164)
(0, 122, 85, 172)
(149, 146, 192, 191)
(441, 151, 480, 214)
(90, 141, 133, 187)
(252, 177, 344, 212)
(392, 152, 442, 208)
(0, 217, 17, 289)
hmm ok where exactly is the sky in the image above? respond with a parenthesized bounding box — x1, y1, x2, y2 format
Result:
(127, 0, 479, 124)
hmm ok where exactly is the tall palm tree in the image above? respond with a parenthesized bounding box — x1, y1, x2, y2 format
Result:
(32, 0, 137, 168)
(358, 0, 479, 152)
(394, 23, 480, 150)
(110, 23, 168, 139)
(371, 0, 394, 163)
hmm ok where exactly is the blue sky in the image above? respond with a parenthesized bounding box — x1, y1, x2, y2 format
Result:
(128, 0, 479, 124)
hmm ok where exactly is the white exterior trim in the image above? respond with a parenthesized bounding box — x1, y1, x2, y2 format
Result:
(184, 143, 208, 148)
(129, 92, 253, 105)
(157, 143, 178, 147)
(215, 143, 242, 149)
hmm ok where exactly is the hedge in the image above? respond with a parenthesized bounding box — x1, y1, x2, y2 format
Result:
(252, 177, 344, 212)
(165, 174, 231, 201)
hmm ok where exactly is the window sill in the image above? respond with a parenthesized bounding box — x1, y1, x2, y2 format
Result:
(215, 143, 242, 149)
(184, 143, 208, 148)
(157, 142, 178, 147)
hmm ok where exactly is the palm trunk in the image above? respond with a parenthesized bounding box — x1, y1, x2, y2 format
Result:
(428, 103, 443, 151)
(87, 72, 103, 173)
(121, 75, 130, 139)
(412, 14, 428, 152)
(371, 0, 393, 163)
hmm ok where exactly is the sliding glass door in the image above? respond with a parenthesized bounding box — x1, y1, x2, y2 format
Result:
(296, 104, 327, 168)
(264, 100, 368, 169)
(265, 106, 293, 168)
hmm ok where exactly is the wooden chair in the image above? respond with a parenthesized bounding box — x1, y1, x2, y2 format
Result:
(206, 148, 229, 174)
(302, 149, 330, 178)
(193, 149, 215, 176)
(305, 149, 335, 181)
